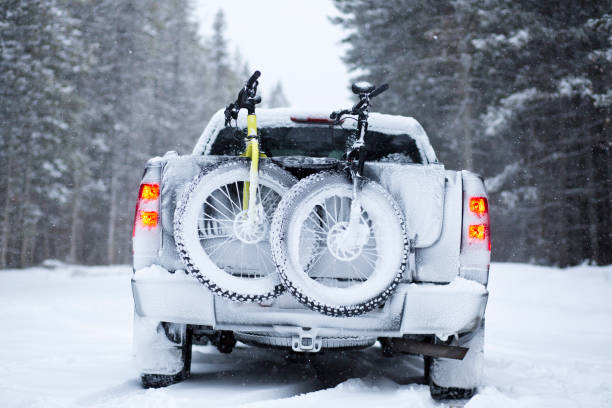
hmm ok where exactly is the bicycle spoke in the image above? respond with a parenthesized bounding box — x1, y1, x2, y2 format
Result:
(199, 214, 232, 224)
(234, 181, 243, 210)
(205, 236, 236, 257)
(203, 200, 233, 221)
(360, 253, 378, 269)
(220, 184, 241, 212)
(301, 226, 327, 237)
(207, 192, 238, 218)
(200, 233, 233, 241)
(306, 250, 328, 277)
(257, 244, 274, 277)
(348, 262, 366, 282)
(308, 209, 331, 231)
(260, 185, 275, 207)
(321, 201, 338, 225)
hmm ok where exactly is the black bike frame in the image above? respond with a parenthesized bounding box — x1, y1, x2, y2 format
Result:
(331, 81, 387, 197)
(345, 107, 370, 195)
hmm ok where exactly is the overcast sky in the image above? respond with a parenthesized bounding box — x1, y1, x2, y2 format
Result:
(192, 0, 354, 109)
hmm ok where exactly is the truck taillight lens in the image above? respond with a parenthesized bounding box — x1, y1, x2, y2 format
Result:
(460, 172, 491, 285)
(466, 197, 489, 246)
(468, 224, 486, 240)
(140, 184, 160, 200)
(469, 197, 488, 216)
(133, 183, 160, 236)
(133, 165, 162, 270)
(139, 211, 158, 228)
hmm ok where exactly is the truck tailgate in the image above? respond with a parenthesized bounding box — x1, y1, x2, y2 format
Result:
(156, 156, 454, 281)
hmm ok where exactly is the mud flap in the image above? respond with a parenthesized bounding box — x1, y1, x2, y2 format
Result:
(133, 310, 191, 378)
(430, 320, 484, 390)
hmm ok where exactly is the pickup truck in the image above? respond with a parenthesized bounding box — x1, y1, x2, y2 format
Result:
(131, 108, 491, 400)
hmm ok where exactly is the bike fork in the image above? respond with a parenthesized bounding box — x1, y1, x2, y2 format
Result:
(347, 149, 365, 238)
(242, 114, 261, 224)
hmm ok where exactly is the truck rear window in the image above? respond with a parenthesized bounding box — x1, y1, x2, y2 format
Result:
(209, 126, 422, 164)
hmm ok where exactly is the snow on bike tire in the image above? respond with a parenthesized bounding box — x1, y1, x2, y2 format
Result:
(271, 171, 408, 317)
(174, 159, 296, 302)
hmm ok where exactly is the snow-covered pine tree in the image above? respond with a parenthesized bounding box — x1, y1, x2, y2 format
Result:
(206, 10, 236, 109)
(476, 3, 611, 265)
(332, 0, 493, 172)
(0, 0, 83, 267)
(333, 0, 611, 266)
(266, 81, 290, 108)
(1, 0, 248, 267)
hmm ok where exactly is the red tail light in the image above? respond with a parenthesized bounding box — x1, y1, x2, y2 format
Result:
(140, 183, 160, 200)
(140, 211, 158, 228)
(460, 173, 491, 285)
(133, 165, 162, 270)
(469, 197, 488, 217)
(466, 196, 490, 248)
(133, 183, 160, 236)
(468, 224, 486, 240)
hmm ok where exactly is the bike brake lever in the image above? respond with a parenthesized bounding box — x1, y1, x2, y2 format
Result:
(224, 106, 233, 126)
(330, 108, 351, 120)
(224, 103, 239, 126)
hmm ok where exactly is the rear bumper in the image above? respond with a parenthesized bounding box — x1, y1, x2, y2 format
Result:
(131, 267, 488, 339)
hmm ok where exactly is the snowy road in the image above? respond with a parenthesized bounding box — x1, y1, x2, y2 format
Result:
(1, 263, 611, 407)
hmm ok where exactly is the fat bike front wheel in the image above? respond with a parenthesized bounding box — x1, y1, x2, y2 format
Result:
(175, 159, 296, 302)
(270, 171, 408, 317)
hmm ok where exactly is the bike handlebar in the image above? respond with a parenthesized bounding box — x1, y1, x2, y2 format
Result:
(370, 83, 388, 98)
(224, 70, 262, 125)
(246, 70, 261, 88)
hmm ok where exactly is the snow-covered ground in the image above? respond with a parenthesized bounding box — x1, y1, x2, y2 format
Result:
(0, 262, 610, 407)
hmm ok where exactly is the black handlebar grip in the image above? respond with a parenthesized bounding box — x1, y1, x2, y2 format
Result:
(247, 70, 261, 88)
(371, 83, 389, 98)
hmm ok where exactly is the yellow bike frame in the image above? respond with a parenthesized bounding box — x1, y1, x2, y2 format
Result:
(240, 114, 266, 217)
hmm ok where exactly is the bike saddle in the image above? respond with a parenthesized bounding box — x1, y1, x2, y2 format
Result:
(352, 81, 376, 95)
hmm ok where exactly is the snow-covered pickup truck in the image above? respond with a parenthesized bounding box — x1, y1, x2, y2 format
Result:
(131, 108, 491, 400)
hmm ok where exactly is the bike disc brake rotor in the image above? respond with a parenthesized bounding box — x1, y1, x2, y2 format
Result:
(233, 207, 268, 244)
(326, 221, 370, 261)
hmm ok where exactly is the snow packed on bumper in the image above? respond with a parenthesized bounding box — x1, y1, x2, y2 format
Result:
(133, 264, 487, 338)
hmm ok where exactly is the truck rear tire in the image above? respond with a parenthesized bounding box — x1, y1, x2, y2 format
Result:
(428, 381, 475, 401)
(428, 321, 484, 400)
(134, 314, 193, 388)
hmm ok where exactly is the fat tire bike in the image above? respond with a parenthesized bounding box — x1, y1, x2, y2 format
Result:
(270, 81, 409, 317)
(174, 71, 296, 302)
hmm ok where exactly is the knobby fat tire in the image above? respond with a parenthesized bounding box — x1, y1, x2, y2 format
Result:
(174, 159, 296, 302)
(270, 171, 409, 317)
